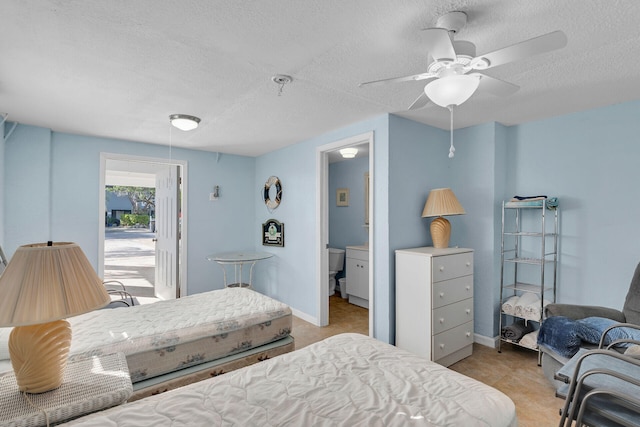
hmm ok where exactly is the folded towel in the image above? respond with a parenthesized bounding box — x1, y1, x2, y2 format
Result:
(511, 195, 547, 201)
(501, 296, 519, 316)
(519, 330, 539, 350)
(506, 195, 558, 210)
(522, 299, 550, 322)
(502, 320, 534, 341)
(514, 292, 538, 318)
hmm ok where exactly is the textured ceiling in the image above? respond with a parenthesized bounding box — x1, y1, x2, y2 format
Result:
(1, 0, 639, 157)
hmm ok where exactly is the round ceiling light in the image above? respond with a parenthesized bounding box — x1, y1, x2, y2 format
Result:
(339, 147, 358, 158)
(170, 114, 201, 131)
(424, 75, 481, 108)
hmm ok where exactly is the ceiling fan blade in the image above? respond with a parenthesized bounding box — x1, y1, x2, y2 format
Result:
(474, 73, 520, 97)
(407, 92, 430, 110)
(359, 72, 435, 87)
(471, 30, 567, 70)
(422, 28, 457, 61)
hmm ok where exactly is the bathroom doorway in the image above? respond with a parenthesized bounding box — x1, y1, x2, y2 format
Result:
(316, 132, 373, 335)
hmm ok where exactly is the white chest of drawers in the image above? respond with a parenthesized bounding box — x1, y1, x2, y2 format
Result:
(395, 246, 474, 366)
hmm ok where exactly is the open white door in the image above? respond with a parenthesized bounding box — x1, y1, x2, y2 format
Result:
(154, 165, 180, 300)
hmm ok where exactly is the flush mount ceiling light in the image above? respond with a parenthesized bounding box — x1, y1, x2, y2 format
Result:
(169, 114, 201, 131)
(339, 147, 358, 158)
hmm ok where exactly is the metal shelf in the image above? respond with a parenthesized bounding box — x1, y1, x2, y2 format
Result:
(503, 231, 557, 237)
(499, 337, 538, 350)
(498, 199, 559, 356)
(504, 257, 556, 265)
(503, 282, 554, 294)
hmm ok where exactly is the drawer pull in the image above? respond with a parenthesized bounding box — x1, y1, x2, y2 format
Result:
(439, 344, 445, 349)
(439, 266, 444, 272)
(439, 292, 445, 298)
(439, 318, 445, 324)
(466, 309, 471, 315)
(466, 262, 471, 267)
(465, 286, 470, 291)
(466, 332, 471, 337)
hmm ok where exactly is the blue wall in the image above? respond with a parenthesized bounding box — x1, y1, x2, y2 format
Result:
(3, 98, 640, 345)
(3, 125, 256, 296)
(253, 115, 395, 341)
(504, 100, 640, 311)
(329, 155, 369, 252)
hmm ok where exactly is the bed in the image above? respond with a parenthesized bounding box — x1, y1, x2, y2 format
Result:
(0, 287, 293, 400)
(62, 333, 517, 427)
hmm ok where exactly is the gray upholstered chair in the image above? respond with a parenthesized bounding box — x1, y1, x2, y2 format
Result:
(540, 261, 640, 389)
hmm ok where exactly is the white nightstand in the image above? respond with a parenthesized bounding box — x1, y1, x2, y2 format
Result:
(0, 352, 132, 427)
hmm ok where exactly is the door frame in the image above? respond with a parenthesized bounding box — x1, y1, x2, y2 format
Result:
(315, 131, 374, 335)
(98, 152, 188, 297)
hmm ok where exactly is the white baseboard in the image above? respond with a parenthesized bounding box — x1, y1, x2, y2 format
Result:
(291, 307, 319, 326)
(474, 333, 499, 349)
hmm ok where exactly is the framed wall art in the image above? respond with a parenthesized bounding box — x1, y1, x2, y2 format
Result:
(336, 188, 349, 207)
(262, 218, 284, 247)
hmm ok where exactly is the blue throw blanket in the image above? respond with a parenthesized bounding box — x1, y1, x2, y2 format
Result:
(538, 316, 640, 358)
(538, 316, 582, 358)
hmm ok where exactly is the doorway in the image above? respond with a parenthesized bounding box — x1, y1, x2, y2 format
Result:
(98, 153, 188, 301)
(316, 132, 373, 335)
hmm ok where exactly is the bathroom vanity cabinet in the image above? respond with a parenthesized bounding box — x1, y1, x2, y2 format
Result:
(346, 246, 368, 309)
(395, 246, 474, 366)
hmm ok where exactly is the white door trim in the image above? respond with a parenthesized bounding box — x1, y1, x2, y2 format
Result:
(99, 152, 188, 297)
(315, 131, 374, 335)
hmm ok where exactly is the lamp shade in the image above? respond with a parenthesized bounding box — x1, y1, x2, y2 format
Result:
(0, 242, 110, 327)
(424, 75, 481, 108)
(170, 114, 200, 131)
(422, 188, 466, 218)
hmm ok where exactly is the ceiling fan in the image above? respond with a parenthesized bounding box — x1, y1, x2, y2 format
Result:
(359, 11, 568, 110)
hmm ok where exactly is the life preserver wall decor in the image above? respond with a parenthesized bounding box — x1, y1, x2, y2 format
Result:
(263, 176, 282, 211)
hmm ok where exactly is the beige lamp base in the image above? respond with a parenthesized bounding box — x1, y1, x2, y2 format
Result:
(430, 216, 451, 249)
(9, 319, 71, 394)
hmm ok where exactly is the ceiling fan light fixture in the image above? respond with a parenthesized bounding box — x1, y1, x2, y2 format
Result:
(424, 74, 481, 108)
(169, 114, 201, 131)
(339, 147, 358, 158)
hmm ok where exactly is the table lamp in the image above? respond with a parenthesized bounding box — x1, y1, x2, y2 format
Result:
(421, 188, 466, 249)
(0, 242, 110, 393)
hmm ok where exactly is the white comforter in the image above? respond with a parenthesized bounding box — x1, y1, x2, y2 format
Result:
(63, 333, 517, 427)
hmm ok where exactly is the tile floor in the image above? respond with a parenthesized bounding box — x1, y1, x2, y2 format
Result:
(294, 295, 564, 427)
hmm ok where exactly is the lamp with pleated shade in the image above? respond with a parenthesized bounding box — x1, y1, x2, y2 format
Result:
(0, 242, 110, 393)
(421, 188, 466, 248)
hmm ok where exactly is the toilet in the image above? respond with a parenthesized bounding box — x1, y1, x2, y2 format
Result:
(328, 248, 345, 296)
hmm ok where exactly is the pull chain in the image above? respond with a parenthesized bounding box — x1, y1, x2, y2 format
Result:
(448, 106, 455, 158)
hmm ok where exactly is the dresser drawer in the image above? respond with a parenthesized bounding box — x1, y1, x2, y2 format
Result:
(432, 298, 474, 335)
(432, 321, 474, 360)
(432, 275, 473, 309)
(432, 252, 473, 282)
